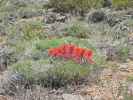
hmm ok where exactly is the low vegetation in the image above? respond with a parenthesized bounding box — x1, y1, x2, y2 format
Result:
(11, 59, 92, 88)
(48, 0, 104, 14)
(112, 0, 133, 8)
(0, 0, 133, 99)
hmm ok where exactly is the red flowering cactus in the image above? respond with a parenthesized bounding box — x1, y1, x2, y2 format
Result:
(48, 44, 95, 64)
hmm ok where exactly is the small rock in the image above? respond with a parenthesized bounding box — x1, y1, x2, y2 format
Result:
(101, 69, 113, 79)
(8, 14, 17, 22)
(119, 64, 129, 72)
(88, 10, 105, 23)
(44, 11, 68, 24)
(119, 62, 133, 72)
(9, 73, 25, 84)
(56, 13, 67, 23)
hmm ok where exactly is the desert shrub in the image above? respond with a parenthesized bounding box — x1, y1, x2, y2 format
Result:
(0, 0, 13, 12)
(7, 20, 45, 41)
(11, 59, 92, 88)
(112, 0, 133, 8)
(21, 21, 44, 40)
(10, 37, 105, 88)
(64, 22, 89, 38)
(43, 60, 91, 88)
(11, 53, 104, 88)
(48, 0, 104, 13)
(11, 60, 34, 81)
(7, 40, 34, 66)
(11, 59, 53, 82)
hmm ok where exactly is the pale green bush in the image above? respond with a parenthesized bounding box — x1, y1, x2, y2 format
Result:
(7, 20, 45, 41)
(11, 59, 91, 87)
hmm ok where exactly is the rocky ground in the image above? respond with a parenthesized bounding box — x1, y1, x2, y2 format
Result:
(0, 0, 133, 100)
(0, 61, 133, 100)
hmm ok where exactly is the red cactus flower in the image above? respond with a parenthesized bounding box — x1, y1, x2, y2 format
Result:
(72, 47, 85, 63)
(72, 47, 85, 57)
(56, 47, 65, 57)
(61, 44, 75, 59)
(83, 50, 95, 64)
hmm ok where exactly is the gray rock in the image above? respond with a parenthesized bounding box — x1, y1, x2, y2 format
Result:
(56, 13, 67, 23)
(0, 71, 26, 96)
(88, 10, 105, 23)
(45, 12, 57, 24)
(44, 12, 68, 24)
(119, 64, 129, 72)
(9, 73, 25, 84)
(8, 14, 18, 23)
